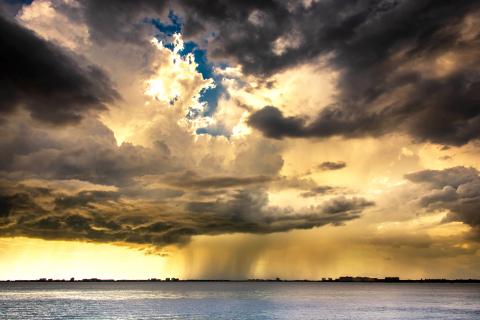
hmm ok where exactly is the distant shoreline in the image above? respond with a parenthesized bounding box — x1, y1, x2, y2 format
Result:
(2, 278, 480, 283)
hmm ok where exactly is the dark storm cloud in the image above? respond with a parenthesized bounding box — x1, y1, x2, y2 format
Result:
(229, 0, 480, 146)
(318, 161, 347, 171)
(73, 0, 283, 48)
(42, 0, 480, 144)
(176, 1, 478, 74)
(0, 118, 179, 186)
(247, 106, 307, 139)
(248, 105, 387, 140)
(79, 0, 168, 44)
(405, 166, 478, 189)
(166, 171, 274, 189)
(0, 184, 374, 246)
(300, 186, 339, 198)
(54, 190, 119, 209)
(0, 13, 119, 124)
(249, 70, 480, 145)
(406, 167, 480, 240)
(0, 193, 43, 218)
(175, 0, 290, 64)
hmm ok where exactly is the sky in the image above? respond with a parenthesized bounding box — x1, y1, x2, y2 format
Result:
(0, 0, 480, 280)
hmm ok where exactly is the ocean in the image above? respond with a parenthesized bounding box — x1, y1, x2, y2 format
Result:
(0, 282, 479, 319)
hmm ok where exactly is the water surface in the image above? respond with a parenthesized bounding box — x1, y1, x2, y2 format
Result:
(1, 282, 479, 319)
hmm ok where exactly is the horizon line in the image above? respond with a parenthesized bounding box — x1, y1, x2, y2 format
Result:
(2, 276, 480, 283)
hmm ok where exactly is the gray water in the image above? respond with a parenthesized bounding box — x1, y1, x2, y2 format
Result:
(0, 282, 479, 319)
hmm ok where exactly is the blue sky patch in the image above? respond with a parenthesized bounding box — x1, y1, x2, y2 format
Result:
(177, 41, 225, 116)
(7, 0, 32, 4)
(149, 11, 225, 119)
(149, 11, 182, 36)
